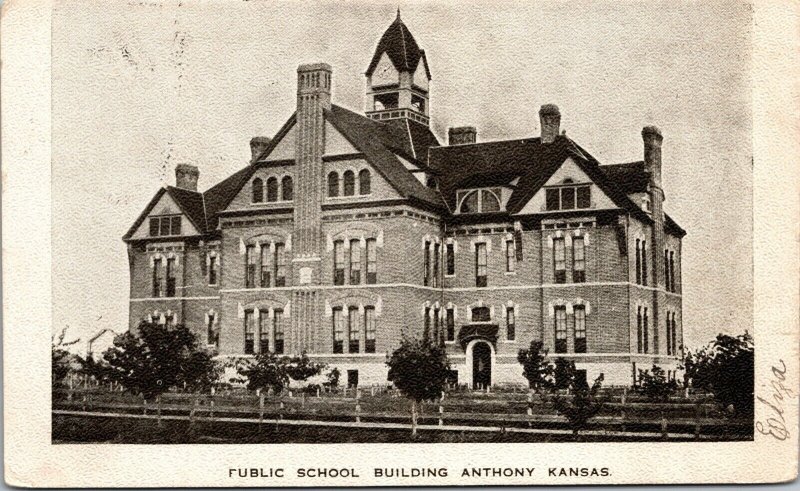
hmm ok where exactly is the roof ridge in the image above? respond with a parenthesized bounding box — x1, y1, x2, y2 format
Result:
(430, 136, 540, 150)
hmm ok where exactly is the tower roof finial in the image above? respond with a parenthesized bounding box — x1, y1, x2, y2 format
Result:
(396, 7, 401, 20)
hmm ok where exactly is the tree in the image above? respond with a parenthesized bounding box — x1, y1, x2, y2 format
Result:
(517, 340, 554, 392)
(52, 327, 80, 389)
(553, 357, 576, 390)
(386, 337, 450, 437)
(102, 321, 219, 400)
(551, 374, 607, 437)
(681, 332, 754, 417)
(236, 352, 325, 394)
(637, 364, 678, 402)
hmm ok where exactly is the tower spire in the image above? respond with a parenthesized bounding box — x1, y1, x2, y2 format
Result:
(396, 7, 401, 20)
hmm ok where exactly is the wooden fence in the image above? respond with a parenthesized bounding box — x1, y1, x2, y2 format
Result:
(52, 388, 751, 441)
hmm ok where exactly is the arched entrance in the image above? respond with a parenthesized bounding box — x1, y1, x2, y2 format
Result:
(472, 342, 492, 389)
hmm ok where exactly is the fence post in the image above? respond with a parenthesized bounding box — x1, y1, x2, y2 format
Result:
(143, 395, 147, 416)
(621, 387, 627, 405)
(279, 401, 285, 421)
(157, 395, 162, 427)
(355, 401, 361, 423)
(209, 390, 215, 420)
(660, 411, 668, 440)
(190, 396, 197, 425)
(620, 407, 627, 433)
(438, 404, 444, 426)
(259, 393, 265, 425)
(371, 386, 375, 397)
(694, 401, 701, 440)
(317, 386, 321, 398)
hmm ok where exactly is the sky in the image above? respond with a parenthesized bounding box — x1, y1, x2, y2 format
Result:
(51, 0, 753, 352)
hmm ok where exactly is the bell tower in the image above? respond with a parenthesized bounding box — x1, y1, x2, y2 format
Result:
(365, 10, 432, 126)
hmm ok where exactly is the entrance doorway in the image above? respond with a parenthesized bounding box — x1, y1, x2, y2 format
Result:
(472, 342, 492, 389)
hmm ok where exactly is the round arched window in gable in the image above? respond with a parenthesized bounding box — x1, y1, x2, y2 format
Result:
(281, 176, 293, 201)
(252, 178, 264, 203)
(266, 177, 278, 202)
(343, 170, 355, 196)
(327, 172, 340, 197)
(358, 169, 371, 195)
(459, 190, 479, 213)
(481, 189, 501, 212)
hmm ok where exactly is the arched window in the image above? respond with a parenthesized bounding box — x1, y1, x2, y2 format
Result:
(266, 177, 278, 202)
(481, 190, 501, 212)
(281, 176, 293, 201)
(358, 169, 371, 195)
(459, 191, 478, 213)
(252, 178, 263, 203)
(343, 170, 355, 196)
(327, 172, 339, 197)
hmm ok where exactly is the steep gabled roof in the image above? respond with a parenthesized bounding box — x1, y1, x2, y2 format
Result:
(366, 14, 431, 79)
(123, 186, 208, 240)
(599, 161, 649, 194)
(201, 165, 254, 230)
(327, 104, 444, 210)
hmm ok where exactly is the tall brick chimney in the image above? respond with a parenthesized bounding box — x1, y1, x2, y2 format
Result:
(175, 164, 199, 192)
(250, 136, 271, 163)
(294, 62, 331, 259)
(448, 126, 477, 145)
(642, 126, 663, 189)
(539, 104, 561, 144)
(643, 125, 667, 302)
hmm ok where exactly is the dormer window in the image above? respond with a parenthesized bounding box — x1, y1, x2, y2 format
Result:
(374, 92, 399, 111)
(456, 188, 502, 214)
(545, 184, 591, 211)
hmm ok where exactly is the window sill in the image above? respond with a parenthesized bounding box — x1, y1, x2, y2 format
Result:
(504, 272, 517, 276)
(326, 194, 373, 200)
(250, 200, 293, 206)
(502, 339, 517, 343)
(444, 274, 455, 278)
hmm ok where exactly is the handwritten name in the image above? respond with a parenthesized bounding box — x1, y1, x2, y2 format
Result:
(755, 360, 793, 441)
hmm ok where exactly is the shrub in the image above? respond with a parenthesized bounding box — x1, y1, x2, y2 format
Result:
(324, 367, 341, 389)
(637, 364, 678, 402)
(51, 327, 80, 389)
(551, 374, 607, 436)
(102, 321, 219, 400)
(386, 336, 450, 436)
(682, 332, 754, 417)
(553, 357, 576, 390)
(237, 352, 325, 394)
(516, 341, 554, 392)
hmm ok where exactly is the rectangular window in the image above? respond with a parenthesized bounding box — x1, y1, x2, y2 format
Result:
(349, 239, 361, 285)
(244, 310, 255, 354)
(576, 186, 591, 208)
(555, 306, 567, 353)
(506, 240, 516, 273)
(165, 258, 176, 297)
(366, 238, 377, 284)
(446, 308, 455, 342)
(333, 240, 345, 285)
(260, 245, 271, 288)
(245, 245, 257, 288)
(259, 309, 269, 354)
(665, 314, 671, 355)
(472, 306, 491, 322)
(641, 240, 648, 286)
(364, 306, 376, 353)
(332, 307, 344, 353)
(669, 251, 676, 292)
(506, 307, 516, 341)
(574, 306, 586, 353)
(274, 243, 286, 287)
(208, 255, 218, 286)
(433, 308, 441, 343)
(171, 216, 181, 235)
(553, 237, 566, 283)
(561, 187, 576, 210)
(348, 307, 359, 353)
(207, 313, 217, 346)
(424, 307, 431, 339)
(152, 258, 162, 297)
(643, 307, 649, 354)
(671, 314, 677, 356)
(653, 310, 660, 354)
(664, 250, 670, 292)
(423, 241, 431, 286)
(446, 243, 455, 276)
(149, 218, 160, 236)
(273, 309, 284, 354)
(635, 239, 642, 284)
(545, 188, 560, 211)
(475, 242, 487, 287)
(637, 306, 643, 353)
(572, 236, 585, 283)
(432, 243, 440, 288)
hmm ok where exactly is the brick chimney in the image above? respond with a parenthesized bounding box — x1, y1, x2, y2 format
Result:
(642, 126, 663, 189)
(175, 164, 199, 192)
(643, 125, 666, 293)
(448, 126, 477, 145)
(250, 136, 271, 163)
(539, 104, 561, 144)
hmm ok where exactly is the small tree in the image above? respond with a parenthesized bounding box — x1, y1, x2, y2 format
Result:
(517, 341, 554, 392)
(553, 357, 576, 390)
(386, 337, 450, 437)
(637, 365, 678, 402)
(102, 321, 218, 400)
(681, 332, 754, 417)
(324, 367, 341, 389)
(237, 352, 325, 394)
(52, 327, 80, 389)
(551, 374, 607, 437)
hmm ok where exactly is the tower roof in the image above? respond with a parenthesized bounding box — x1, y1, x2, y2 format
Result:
(366, 13, 430, 78)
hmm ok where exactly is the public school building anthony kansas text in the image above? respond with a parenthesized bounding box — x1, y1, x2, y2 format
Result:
(123, 13, 685, 387)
